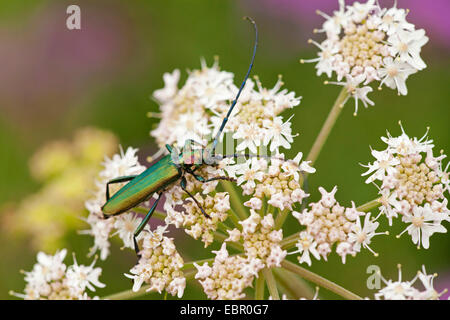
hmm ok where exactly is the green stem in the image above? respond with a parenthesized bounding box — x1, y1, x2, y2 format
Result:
(227, 209, 243, 230)
(217, 221, 232, 234)
(273, 268, 315, 299)
(357, 198, 381, 212)
(262, 268, 279, 300)
(274, 209, 289, 230)
(254, 271, 265, 300)
(306, 87, 349, 166)
(222, 181, 248, 220)
(281, 260, 362, 300)
(280, 231, 301, 250)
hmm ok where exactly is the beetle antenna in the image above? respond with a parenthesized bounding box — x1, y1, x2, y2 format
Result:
(211, 16, 258, 153)
(216, 153, 301, 167)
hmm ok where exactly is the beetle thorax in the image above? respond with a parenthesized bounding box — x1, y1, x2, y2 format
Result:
(181, 149, 204, 166)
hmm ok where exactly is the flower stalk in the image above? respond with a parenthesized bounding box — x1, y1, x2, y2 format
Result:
(306, 87, 349, 166)
(262, 268, 279, 300)
(254, 271, 265, 300)
(280, 260, 362, 300)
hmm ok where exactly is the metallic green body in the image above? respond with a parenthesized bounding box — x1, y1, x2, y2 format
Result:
(102, 155, 181, 216)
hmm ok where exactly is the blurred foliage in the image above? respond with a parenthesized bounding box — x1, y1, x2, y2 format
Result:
(1, 127, 118, 252)
(0, 0, 449, 299)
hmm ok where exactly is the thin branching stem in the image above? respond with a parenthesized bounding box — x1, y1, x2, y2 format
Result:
(262, 268, 279, 300)
(281, 260, 362, 300)
(356, 197, 381, 212)
(254, 270, 265, 300)
(227, 208, 244, 230)
(306, 87, 349, 166)
(273, 268, 315, 299)
(274, 208, 289, 230)
(222, 181, 248, 220)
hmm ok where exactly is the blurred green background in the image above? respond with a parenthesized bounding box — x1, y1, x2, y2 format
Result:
(1, 0, 449, 299)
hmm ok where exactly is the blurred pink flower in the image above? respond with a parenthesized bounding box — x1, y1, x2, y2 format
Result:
(436, 273, 450, 300)
(0, 2, 136, 124)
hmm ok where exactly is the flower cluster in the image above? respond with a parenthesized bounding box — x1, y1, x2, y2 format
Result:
(82, 146, 147, 260)
(226, 212, 287, 268)
(194, 243, 264, 300)
(164, 166, 231, 247)
(11, 249, 104, 300)
(125, 226, 186, 298)
(362, 125, 449, 248)
(229, 153, 315, 211)
(292, 186, 385, 265)
(374, 265, 447, 300)
(303, 0, 428, 114)
(150, 58, 301, 154)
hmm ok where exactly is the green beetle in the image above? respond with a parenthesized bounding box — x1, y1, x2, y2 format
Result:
(101, 17, 258, 255)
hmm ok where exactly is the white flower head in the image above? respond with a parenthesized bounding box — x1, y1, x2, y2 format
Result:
(375, 265, 447, 300)
(14, 249, 105, 300)
(362, 124, 449, 248)
(303, 0, 428, 114)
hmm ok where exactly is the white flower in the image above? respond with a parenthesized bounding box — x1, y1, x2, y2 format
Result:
(234, 158, 265, 193)
(15, 249, 105, 300)
(34, 249, 67, 283)
(347, 0, 376, 23)
(398, 204, 447, 249)
(194, 262, 212, 279)
(281, 152, 315, 181)
(100, 146, 146, 180)
(387, 29, 428, 70)
(153, 69, 180, 103)
(79, 214, 113, 260)
(233, 122, 262, 154)
(416, 266, 447, 300)
(244, 197, 263, 210)
(378, 6, 414, 36)
(348, 213, 385, 256)
(125, 228, 185, 297)
(378, 57, 417, 95)
(112, 213, 143, 249)
(336, 242, 355, 264)
(318, 186, 338, 207)
(292, 232, 321, 266)
(373, 265, 447, 300)
(225, 228, 241, 242)
(66, 255, 106, 294)
(166, 277, 186, 299)
(303, 0, 428, 113)
(263, 116, 295, 152)
(328, 75, 374, 115)
(361, 148, 399, 183)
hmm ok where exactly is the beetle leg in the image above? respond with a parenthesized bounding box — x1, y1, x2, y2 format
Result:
(180, 176, 211, 219)
(133, 192, 163, 258)
(105, 175, 138, 201)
